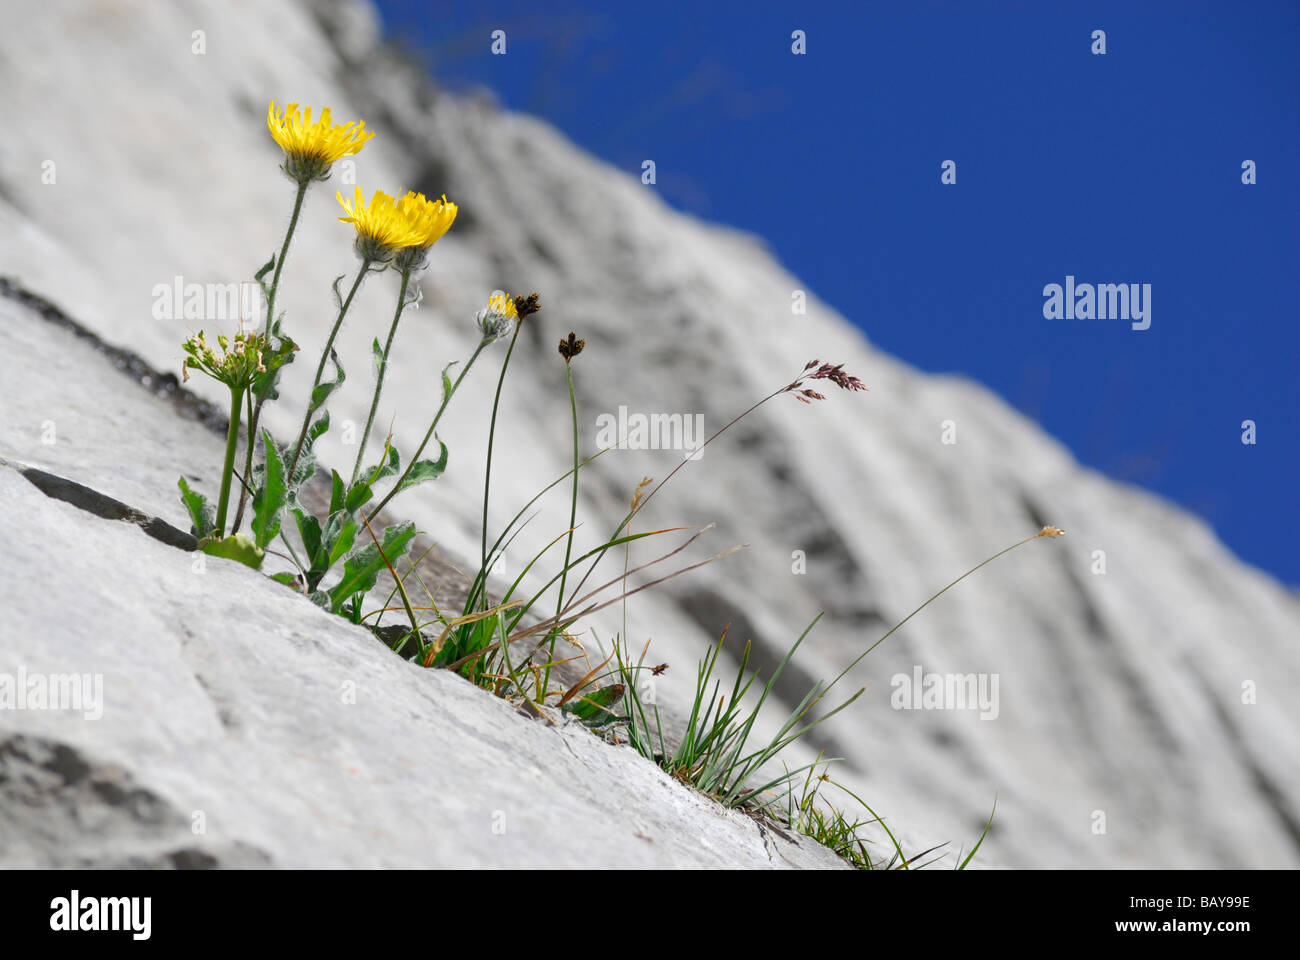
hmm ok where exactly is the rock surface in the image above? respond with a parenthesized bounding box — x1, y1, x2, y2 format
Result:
(0, 0, 1296, 867)
(0, 299, 842, 869)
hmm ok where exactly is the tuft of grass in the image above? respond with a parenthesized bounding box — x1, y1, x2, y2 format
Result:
(611, 617, 862, 813)
(592, 528, 1058, 867)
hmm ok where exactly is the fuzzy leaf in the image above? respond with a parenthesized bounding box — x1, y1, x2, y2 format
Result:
(326, 515, 358, 568)
(288, 411, 330, 494)
(327, 521, 417, 613)
(345, 443, 399, 512)
(360, 443, 400, 486)
(292, 506, 323, 566)
(344, 480, 373, 513)
(309, 349, 345, 412)
(252, 317, 297, 402)
(308, 410, 331, 447)
(201, 533, 265, 570)
(251, 429, 288, 549)
(177, 476, 215, 540)
(441, 361, 456, 403)
(329, 469, 346, 516)
(395, 440, 448, 493)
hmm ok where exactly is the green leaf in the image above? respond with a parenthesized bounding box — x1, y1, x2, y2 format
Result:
(362, 442, 401, 485)
(372, 336, 384, 373)
(327, 521, 417, 613)
(251, 429, 288, 549)
(307, 410, 330, 447)
(254, 254, 275, 283)
(177, 477, 215, 540)
(329, 470, 346, 515)
(441, 361, 457, 403)
(326, 516, 358, 567)
(250, 317, 297, 402)
(344, 480, 373, 513)
(292, 506, 323, 566)
(270, 571, 300, 590)
(202, 533, 265, 569)
(395, 440, 448, 493)
(562, 685, 627, 727)
(297, 503, 350, 594)
(345, 443, 400, 512)
(309, 349, 345, 412)
(288, 411, 330, 494)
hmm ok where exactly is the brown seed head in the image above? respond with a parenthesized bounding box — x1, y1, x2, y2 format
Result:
(513, 292, 542, 320)
(558, 330, 585, 362)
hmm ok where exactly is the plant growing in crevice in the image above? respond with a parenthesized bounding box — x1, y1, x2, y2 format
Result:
(170, 96, 1066, 870)
(600, 527, 1062, 868)
(232, 102, 375, 533)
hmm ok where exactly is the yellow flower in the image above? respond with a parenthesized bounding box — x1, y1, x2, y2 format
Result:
(337, 186, 427, 262)
(267, 101, 373, 182)
(390, 192, 458, 272)
(396, 192, 458, 248)
(488, 293, 518, 319)
(476, 291, 519, 342)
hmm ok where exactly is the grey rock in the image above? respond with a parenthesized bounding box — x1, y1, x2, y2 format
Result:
(0, 0, 1296, 868)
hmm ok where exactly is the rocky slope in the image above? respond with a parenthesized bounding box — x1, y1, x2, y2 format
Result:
(0, 0, 1296, 867)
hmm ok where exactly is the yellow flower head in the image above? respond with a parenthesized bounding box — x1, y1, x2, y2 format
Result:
(267, 101, 373, 183)
(476, 291, 519, 342)
(391, 192, 458, 272)
(337, 186, 427, 263)
(396, 192, 458, 248)
(488, 293, 518, 319)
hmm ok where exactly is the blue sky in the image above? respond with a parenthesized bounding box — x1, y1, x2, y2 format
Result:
(374, 0, 1299, 585)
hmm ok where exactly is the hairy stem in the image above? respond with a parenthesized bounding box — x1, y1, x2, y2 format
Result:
(232, 179, 308, 532)
(284, 259, 372, 485)
(366, 339, 489, 523)
(352, 268, 411, 486)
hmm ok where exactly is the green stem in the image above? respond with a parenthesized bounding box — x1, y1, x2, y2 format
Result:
(566, 386, 783, 611)
(351, 268, 411, 487)
(232, 179, 309, 533)
(366, 339, 489, 523)
(284, 259, 372, 486)
(544, 361, 580, 698)
(215, 387, 245, 535)
(479, 322, 523, 602)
